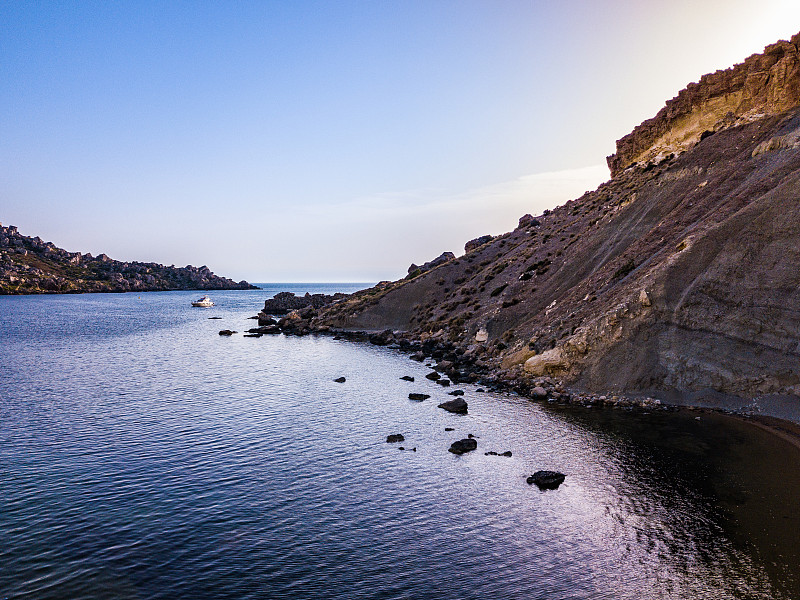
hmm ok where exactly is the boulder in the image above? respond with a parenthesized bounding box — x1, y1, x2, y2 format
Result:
(425, 372, 441, 381)
(464, 235, 494, 253)
(406, 252, 455, 277)
(334, 377, 346, 383)
(530, 386, 548, 400)
(448, 390, 465, 396)
(526, 471, 566, 490)
(386, 434, 405, 443)
(409, 393, 430, 401)
(369, 329, 395, 346)
(435, 379, 451, 387)
(518, 214, 541, 228)
(438, 398, 468, 414)
(400, 375, 415, 382)
(448, 438, 478, 455)
(410, 352, 426, 362)
(218, 330, 236, 336)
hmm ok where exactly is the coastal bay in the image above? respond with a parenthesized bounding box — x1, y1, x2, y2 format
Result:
(2, 288, 799, 599)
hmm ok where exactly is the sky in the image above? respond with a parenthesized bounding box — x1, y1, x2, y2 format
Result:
(3, 1, 800, 282)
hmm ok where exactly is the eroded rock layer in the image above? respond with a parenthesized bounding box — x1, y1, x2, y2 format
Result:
(608, 33, 800, 176)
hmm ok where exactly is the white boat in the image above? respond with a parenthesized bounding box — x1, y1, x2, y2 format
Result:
(191, 295, 214, 307)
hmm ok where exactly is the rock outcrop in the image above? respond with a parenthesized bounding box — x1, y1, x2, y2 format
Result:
(0, 224, 256, 294)
(608, 32, 800, 176)
(310, 32, 800, 420)
(407, 252, 456, 279)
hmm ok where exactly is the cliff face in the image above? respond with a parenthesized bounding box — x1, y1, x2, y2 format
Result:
(608, 33, 800, 176)
(314, 33, 800, 417)
(0, 224, 256, 294)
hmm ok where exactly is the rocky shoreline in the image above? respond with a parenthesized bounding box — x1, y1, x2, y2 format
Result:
(246, 291, 680, 414)
(0, 223, 257, 294)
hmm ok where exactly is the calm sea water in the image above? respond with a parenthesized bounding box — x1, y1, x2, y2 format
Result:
(1, 285, 799, 600)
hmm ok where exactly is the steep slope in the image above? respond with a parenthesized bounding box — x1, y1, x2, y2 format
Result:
(0, 223, 256, 294)
(313, 33, 800, 414)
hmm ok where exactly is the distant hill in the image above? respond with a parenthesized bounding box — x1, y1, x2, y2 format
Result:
(0, 224, 256, 294)
(310, 32, 800, 411)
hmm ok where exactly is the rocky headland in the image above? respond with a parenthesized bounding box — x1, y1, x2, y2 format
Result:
(0, 224, 256, 294)
(253, 32, 800, 423)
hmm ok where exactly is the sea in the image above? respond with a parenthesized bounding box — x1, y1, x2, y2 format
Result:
(1, 284, 799, 600)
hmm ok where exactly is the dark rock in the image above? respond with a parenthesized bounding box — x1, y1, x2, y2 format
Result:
(518, 214, 541, 228)
(407, 252, 456, 277)
(448, 438, 478, 455)
(444, 427, 455, 431)
(409, 393, 430, 401)
(435, 379, 451, 387)
(530, 386, 548, 400)
(218, 330, 236, 336)
(386, 434, 405, 443)
(248, 326, 281, 334)
(334, 377, 346, 383)
(400, 375, 415, 382)
(410, 352, 426, 362)
(448, 390, 465, 396)
(526, 471, 566, 490)
(260, 291, 348, 317)
(485, 451, 498, 456)
(208, 317, 222, 319)
(243, 333, 261, 338)
(438, 398, 468, 414)
(501, 451, 512, 457)
(465, 235, 494, 253)
(425, 372, 441, 381)
(369, 329, 395, 346)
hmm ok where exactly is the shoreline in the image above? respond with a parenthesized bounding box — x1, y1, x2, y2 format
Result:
(280, 318, 800, 448)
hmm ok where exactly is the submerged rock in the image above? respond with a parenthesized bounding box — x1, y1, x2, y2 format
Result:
(409, 393, 430, 401)
(386, 434, 405, 443)
(448, 390, 465, 396)
(218, 330, 236, 336)
(333, 377, 346, 383)
(438, 398, 468, 414)
(448, 438, 478, 455)
(526, 471, 566, 490)
(400, 375, 415, 382)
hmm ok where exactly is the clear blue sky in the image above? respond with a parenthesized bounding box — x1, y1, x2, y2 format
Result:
(3, 1, 799, 281)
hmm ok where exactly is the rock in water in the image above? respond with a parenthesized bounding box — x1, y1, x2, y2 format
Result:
(526, 471, 566, 490)
(448, 438, 478, 455)
(438, 398, 468, 414)
(333, 377, 346, 383)
(386, 434, 405, 443)
(425, 372, 441, 381)
(408, 393, 430, 401)
(448, 390, 465, 396)
(218, 330, 236, 336)
(400, 375, 415, 382)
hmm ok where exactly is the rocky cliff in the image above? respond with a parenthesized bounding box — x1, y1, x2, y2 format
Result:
(608, 32, 800, 176)
(0, 224, 256, 294)
(310, 32, 800, 419)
